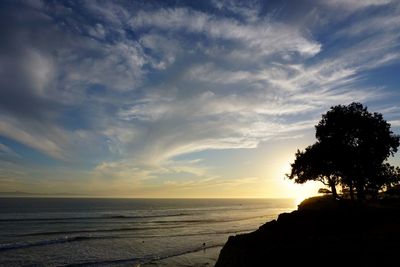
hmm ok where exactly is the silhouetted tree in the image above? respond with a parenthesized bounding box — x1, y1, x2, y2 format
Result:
(287, 142, 339, 198)
(288, 102, 400, 201)
(315, 103, 399, 200)
(367, 163, 400, 199)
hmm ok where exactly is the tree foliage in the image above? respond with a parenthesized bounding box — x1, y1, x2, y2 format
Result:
(287, 102, 400, 201)
(287, 142, 339, 198)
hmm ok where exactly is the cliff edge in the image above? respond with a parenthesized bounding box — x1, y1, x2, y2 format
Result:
(215, 196, 400, 266)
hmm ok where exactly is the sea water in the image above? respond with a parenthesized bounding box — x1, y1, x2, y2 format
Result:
(0, 198, 296, 266)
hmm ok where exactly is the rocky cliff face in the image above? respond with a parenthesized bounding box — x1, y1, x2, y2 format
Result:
(215, 198, 400, 267)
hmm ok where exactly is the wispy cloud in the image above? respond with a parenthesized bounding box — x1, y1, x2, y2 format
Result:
(1, 0, 400, 195)
(321, 0, 393, 11)
(0, 143, 20, 158)
(130, 7, 322, 58)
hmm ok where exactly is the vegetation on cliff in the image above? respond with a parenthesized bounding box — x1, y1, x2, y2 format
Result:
(287, 102, 400, 201)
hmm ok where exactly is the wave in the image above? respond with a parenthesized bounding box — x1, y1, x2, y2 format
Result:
(13, 213, 275, 238)
(2, 227, 253, 253)
(0, 235, 111, 252)
(158, 228, 255, 238)
(19, 226, 254, 239)
(18, 225, 181, 237)
(0, 213, 190, 223)
(150, 213, 278, 224)
(2, 213, 278, 235)
(51, 213, 275, 225)
(65, 243, 224, 266)
(127, 227, 256, 240)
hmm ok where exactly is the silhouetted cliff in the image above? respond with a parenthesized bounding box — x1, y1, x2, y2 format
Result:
(215, 197, 400, 267)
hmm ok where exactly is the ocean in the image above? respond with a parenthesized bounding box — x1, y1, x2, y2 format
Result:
(0, 198, 296, 266)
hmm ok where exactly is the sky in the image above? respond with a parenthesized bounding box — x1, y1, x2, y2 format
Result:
(1, 0, 400, 198)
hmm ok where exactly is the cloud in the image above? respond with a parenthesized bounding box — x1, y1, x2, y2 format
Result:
(63, 40, 148, 91)
(108, 2, 399, 175)
(0, 117, 67, 159)
(322, 0, 392, 11)
(1, 0, 400, 195)
(130, 7, 322, 58)
(1, 1, 319, 166)
(0, 143, 20, 158)
(390, 120, 400, 127)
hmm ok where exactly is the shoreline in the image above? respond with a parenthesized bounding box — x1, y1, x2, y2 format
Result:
(142, 246, 222, 267)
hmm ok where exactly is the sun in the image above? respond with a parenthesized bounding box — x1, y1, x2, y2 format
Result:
(276, 161, 320, 205)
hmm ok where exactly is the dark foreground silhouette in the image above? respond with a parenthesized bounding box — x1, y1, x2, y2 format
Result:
(287, 102, 400, 202)
(215, 196, 400, 267)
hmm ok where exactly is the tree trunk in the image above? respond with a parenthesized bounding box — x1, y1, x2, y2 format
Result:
(356, 180, 365, 202)
(329, 181, 338, 199)
(349, 183, 354, 201)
